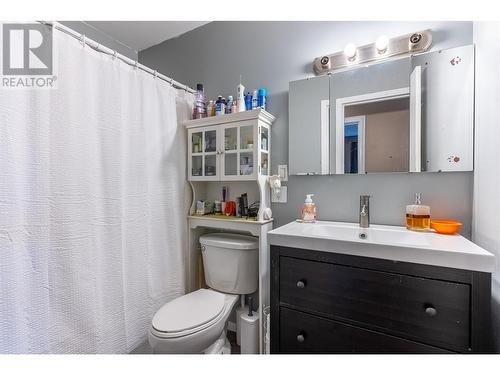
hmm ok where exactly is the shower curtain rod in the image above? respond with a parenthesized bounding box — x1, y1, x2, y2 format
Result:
(39, 21, 196, 94)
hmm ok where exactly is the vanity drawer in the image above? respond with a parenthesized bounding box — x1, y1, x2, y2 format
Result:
(279, 256, 471, 351)
(279, 307, 450, 354)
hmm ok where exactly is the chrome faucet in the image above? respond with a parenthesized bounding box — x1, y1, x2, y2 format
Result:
(359, 195, 370, 228)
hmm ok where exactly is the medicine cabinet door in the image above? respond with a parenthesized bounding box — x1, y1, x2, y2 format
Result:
(411, 44, 474, 172)
(289, 75, 330, 175)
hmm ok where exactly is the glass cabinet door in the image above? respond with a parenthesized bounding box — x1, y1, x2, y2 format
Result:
(191, 131, 203, 177)
(260, 125, 269, 176)
(220, 123, 257, 179)
(189, 127, 219, 180)
(223, 127, 238, 177)
(239, 125, 255, 177)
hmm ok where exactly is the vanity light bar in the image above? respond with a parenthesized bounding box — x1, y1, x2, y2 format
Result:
(313, 30, 432, 75)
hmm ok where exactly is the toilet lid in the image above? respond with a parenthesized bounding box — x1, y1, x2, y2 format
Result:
(152, 289, 225, 334)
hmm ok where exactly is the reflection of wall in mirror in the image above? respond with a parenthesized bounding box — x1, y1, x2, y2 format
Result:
(365, 110, 409, 173)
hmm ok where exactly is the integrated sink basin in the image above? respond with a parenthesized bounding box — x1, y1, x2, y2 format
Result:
(268, 220, 495, 272)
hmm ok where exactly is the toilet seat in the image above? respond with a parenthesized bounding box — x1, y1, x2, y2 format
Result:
(148, 290, 239, 353)
(151, 289, 228, 339)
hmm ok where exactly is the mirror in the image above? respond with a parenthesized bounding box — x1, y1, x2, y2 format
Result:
(288, 44, 474, 175)
(289, 75, 330, 175)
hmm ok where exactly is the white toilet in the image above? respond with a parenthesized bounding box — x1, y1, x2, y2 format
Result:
(148, 233, 259, 354)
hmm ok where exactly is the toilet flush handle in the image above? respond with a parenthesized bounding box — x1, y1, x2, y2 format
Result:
(201, 245, 206, 252)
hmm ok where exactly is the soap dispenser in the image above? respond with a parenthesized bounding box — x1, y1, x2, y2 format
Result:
(301, 194, 317, 223)
(406, 193, 430, 231)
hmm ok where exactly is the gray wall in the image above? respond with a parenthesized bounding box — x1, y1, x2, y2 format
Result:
(473, 22, 500, 352)
(140, 21, 474, 236)
(60, 21, 138, 60)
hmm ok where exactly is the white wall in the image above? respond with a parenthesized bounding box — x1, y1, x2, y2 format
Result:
(473, 22, 500, 352)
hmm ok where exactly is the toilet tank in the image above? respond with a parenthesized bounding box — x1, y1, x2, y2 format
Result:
(199, 233, 259, 295)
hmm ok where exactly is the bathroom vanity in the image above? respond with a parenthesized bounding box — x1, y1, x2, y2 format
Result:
(269, 221, 494, 353)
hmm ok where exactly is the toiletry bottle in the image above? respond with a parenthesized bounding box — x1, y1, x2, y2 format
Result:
(207, 100, 214, 117)
(222, 97, 227, 114)
(237, 81, 246, 112)
(301, 194, 317, 223)
(257, 88, 267, 110)
(231, 100, 237, 114)
(215, 95, 225, 116)
(226, 95, 234, 114)
(245, 92, 252, 111)
(241, 193, 249, 218)
(406, 193, 431, 231)
(251, 90, 258, 109)
(210, 100, 216, 116)
(192, 83, 207, 119)
(261, 128, 268, 150)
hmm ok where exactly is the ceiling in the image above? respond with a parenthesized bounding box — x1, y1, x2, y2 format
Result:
(84, 21, 210, 52)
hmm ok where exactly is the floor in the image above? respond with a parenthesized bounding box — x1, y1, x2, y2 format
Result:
(227, 330, 240, 354)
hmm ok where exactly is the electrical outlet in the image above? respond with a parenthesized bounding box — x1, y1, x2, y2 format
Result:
(278, 165, 288, 181)
(271, 186, 287, 203)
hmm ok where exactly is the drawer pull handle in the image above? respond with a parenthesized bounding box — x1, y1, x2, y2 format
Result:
(296, 333, 305, 343)
(296, 280, 306, 288)
(425, 305, 437, 317)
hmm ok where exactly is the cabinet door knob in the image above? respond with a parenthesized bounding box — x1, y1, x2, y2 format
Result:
(296, 333, 305, 343)
(425, 305, 437, 316)
(296, 280, 306, 288)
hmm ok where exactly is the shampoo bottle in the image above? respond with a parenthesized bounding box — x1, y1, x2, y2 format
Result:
(301, 194, 317, 223)
(406, 193, 430, 231)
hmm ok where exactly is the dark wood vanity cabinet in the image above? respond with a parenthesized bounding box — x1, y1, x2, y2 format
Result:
(270, 246, 493, 354)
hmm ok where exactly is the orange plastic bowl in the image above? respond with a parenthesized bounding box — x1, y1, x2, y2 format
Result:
(430, 220, 462, 235)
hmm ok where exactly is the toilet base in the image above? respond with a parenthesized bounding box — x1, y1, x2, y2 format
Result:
(204, 330, 231, 354)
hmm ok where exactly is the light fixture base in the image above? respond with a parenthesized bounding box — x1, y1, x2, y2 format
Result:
(313, 30, 432, 75)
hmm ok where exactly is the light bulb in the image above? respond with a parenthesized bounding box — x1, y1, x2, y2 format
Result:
(343, 43, 357, 61)
(376, 35, 389, 54)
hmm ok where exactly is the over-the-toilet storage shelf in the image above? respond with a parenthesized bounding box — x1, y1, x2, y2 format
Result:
(183, 108, 275, 222)
(182, 108, 276, 354)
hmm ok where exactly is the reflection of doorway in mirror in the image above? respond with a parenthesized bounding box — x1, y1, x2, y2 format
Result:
(336, 87, 410, 174)
(344, 116, 365, 174)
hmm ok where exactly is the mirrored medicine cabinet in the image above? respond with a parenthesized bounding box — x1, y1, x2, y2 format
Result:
(288, 44, 474, 175)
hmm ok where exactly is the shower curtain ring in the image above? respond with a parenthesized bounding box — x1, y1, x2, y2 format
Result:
(80, 34, 86, 48)
(169, 78, 173, 87)
(153, 70, 157, 79)
(134, 60, 138, 70)
(113, 50, 117, 60)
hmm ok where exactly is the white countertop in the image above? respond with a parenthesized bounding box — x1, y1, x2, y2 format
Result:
(268, 220, 495, 273)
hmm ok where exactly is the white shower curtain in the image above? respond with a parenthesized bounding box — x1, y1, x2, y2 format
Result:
(0, 29, 193, 353)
